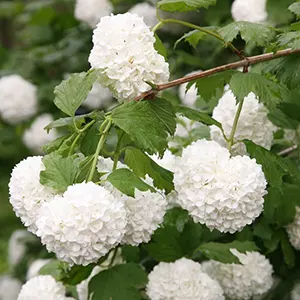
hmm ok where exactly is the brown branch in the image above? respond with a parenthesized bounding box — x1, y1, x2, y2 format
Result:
(135, 48, 300, 101)
(278, 145, 298, 156)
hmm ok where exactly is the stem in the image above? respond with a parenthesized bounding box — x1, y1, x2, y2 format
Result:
(134, 48, 300, 101)
(109, 247, 119, 268)
(278, 145, 298, 156)
(152, 20, 164, 33)
(68, 133, 82, 156)
(87, 119, 112, 182)
(228, 99, 244, 152)
(113, 131, 125, 171)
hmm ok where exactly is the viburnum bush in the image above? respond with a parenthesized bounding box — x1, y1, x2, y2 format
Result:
(2, 0, 300, 299)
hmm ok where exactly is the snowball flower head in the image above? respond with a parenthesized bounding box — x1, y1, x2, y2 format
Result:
(174, 140, 267, 233)
(9, 156, 57, 233)
(84, 82, 113, 109)
(202, 250, 274, 300)
(146, 258, 224, 300)
(23, 114, 59, 154)
(287, 206, 300, 250)
(27, 259, 51, 280)
(18, 275, 73, 300)
(74, 0, 113, 28)
(0, 75, 37, 124)
(89, 13, 169, 102)
(231, 0, 267, 23)
(291, 282, 300, 300)
(36, 182, 127, 266)
(0, 276, 22, 300)
(210, 90, 276, 155)
(129, 3, 157, 28)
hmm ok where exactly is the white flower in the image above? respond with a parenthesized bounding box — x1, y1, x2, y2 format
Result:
(26, 259, 51, 280)
(284, 126, 300, 144)
(18, 275, 72, 300)
(231, 0, 268, 23)
(291, 282, 300, 300)
(146, 258, 225, 300)
(36, 182, 127, 266)
(74, 0, 113, 28)
(287, 206, 300, 250)
(84, 82, 113, 110)
(76, 248, 123, 300)
(8, 230, 35, 267)
(174, 140, 267, 233)
(89, 13, 169, 102)
(0, 75, 37, 124)
(129, 3, 157, 28)
(23, 114, 59, 154)
(210, 90, 276, 155)
(175, 116, 199, 138)
(9, 156, 57, 233)
(179, 82, 198, 107)
(202, 250, 274, 300)
(97, 156, 126, 177)
(0, 276, 22, 300)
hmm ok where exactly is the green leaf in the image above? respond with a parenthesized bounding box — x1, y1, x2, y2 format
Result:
(219, 21, 276, 47)
(62, 264, 95, 286)
(267, 0, 295, 24)
(157, 0, 216, 12)
(75, 156, 98, 183)
(268, 109, 299, 130)
(39, 260, 66, 281)
(188, 70, 237, 102)
(229, 72, 288, 110)
(175, 30, 207, 49)
(80, 121, 102, 156)
(163, 207, 190, 232)
(124, 147, 174, 193)
(174, 105, 222, 128)
(106, 168, 154, 197)
(89, 263, 147, 300)
(54, 69, 100, 116)
(154, 33, 168, 59)
(253, 218, 273, 241)
(196, 241, 259, 264)
(111, 98, 176, 155)
(121, 246, 141, 263)
(277, 31, 300, 49)
(42, 135, 71, 154)
(40, 152, 80, 192)
(289, 2, 300, 17)
(279, 229, 295, 268)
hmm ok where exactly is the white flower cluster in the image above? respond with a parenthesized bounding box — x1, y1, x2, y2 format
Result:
(174, 139, 267, 233)
(0, 75, 37, 124)
(0, 276, 22, 300)
(231, 0, 268, 23)
(291, 282, 300, 300)
(17, 275, 74, 300)
(84, 82, 113, 110)
(287, 206, 300, 250)
(89, 13, 169, 102)
(202, 250, 274, 300)
(23, 114, 59, 154)
(9, 156, 57, 233)
(36, 182, 127, 266)
(210, 90, 276, 155)
(129, 3, 157, 28)
(146, 258, 225, 300)
(74, 0, 113, 28)
(26, 259, 51, 280)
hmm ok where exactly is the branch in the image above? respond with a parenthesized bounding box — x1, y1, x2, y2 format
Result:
(278, 145, 298, 156)
(135, 48, 300, 101)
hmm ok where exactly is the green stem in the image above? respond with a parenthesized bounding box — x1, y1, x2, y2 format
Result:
(113, 131, 125, 171)
(68, 133, 82, 156)
(228, 99, 244, 152)
(87, 119, 112, 182)
(109, 247, 119, 268)
(152, 20, 164, 33)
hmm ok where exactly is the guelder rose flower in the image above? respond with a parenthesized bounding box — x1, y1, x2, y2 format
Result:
(84, 82, 113, 110)
(23, 114, 59, 154)
(287, 206, 300, 250)
(202, 250, 274, 300)
(0, 276, 22, 300)
(210, 90, 276, 155)
(9, 156, 57, 233)
(146, 258, 225, 300)
(129, 3, 157, 28)
(17, 275, 73, 300)
(174, 140, 267, 233)
(74, 0, 113, 28)
(89, 13, 169, 102)
(231, 0, 268, 23)
(0, 75, 37, 124)
(36, 182, 127, 266)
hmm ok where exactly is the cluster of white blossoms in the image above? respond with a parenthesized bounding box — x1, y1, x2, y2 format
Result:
(89, 13, 169, 102)
(0, 75, 37, 124)
(287, 206, 300, 250)
(17, 275, 74, 300)
(36, 182, 127, 266)
(0, 276, 22, 300)
(174, 139, 267, 233)
(210, 90, 277, 156)
(23, 114, 59, 154)
(129, 3, 157, 28)
(202, 250, 274, 300)
(74, 0, 113, 28)
(9, 156, 57, 233)
(84, 82, 113, 110)
(231, 0, 268, 23)
(291, 282, 300, 300)
(146, 258, 225, 300)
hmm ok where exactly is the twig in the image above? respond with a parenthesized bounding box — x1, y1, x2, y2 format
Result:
(134, 48, 300, 101)
(278, 145, 298, 156)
